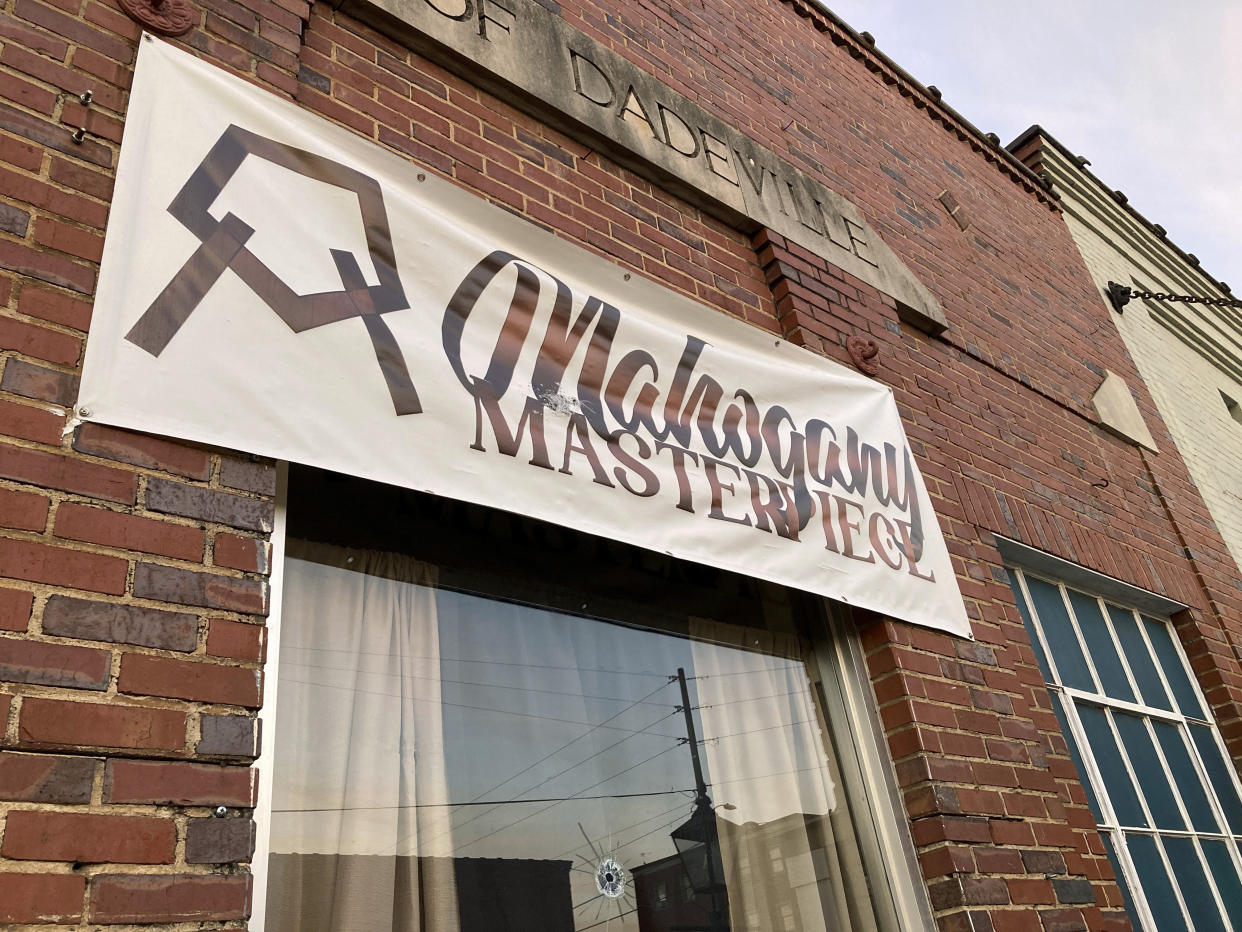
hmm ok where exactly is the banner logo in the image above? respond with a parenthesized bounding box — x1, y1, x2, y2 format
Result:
(125, 125, 421, 415)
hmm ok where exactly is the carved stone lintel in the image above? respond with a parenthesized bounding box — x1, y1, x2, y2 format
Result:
(340, 0, 948, 333)
(846, 335, 880, 376)
(120, 0, 197, 36)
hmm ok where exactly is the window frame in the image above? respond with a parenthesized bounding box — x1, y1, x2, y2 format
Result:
(814, 601, 938, 931)
(249, 462, 936, 931)
(1000, 536, 1242, 932)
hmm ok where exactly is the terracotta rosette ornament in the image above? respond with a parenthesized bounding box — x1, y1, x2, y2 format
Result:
(119, 0, 197, 37)
(846, 334, 880, 376)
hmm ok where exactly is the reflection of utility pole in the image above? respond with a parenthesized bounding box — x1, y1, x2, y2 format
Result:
(678, 668, 710, 809)
(671, 668, 729, 932)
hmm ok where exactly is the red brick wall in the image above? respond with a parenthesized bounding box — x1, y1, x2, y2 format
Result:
(0, 0, 1239, 929)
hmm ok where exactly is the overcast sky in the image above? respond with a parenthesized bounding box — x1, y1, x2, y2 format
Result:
(820, 0, 1242, 292)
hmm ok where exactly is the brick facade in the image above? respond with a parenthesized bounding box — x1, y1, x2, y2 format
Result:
(0, 0, 1239, 929)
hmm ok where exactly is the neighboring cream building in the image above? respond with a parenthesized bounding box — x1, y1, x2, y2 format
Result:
(1011, 126, 1242, 571)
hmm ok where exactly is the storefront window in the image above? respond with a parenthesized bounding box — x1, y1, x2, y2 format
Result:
(257, 467, 927, 931)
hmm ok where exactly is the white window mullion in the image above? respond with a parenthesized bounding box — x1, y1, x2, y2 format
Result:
(1059, 686, 1182, 724)
(1055, 691, 1122, 829)
(1134, 723, 1236, 929)
(1135, 832, 1196, 932)
(1133, 609, 1182, 716)
(1166, 614, 1211, 716)
(1108, 829, 1161, 932)
(1098, 596, 1145, 707)
(1193, 724, 1242, 843)
(1100, 707, 1159, 832)
(1188, 835, 1236, 932)
(1140, 718, 1198, 834)
(1056, 695, 1173, 929)
(1056, 580, 1105, 695)
(1014, 570, 1069, 689)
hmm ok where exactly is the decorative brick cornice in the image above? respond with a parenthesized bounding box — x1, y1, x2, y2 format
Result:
(778, 0, 1062, 212)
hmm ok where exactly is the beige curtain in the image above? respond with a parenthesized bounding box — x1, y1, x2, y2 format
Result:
(690, 620, 876, 932)
(265, 541, 460, 932)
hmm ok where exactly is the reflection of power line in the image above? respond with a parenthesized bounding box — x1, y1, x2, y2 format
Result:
(428, 703, 680, 844)
(578, 906, 639, 931)
(709, 763, 824, 788)
(573, 744, 684, 796)
(397, 679, 678, 855)
(573, 892, 605, 912)
(551, 762, 832, 866)
(273, 787, 698, 813)
(553, 801, 691, 861)
(696, 664, 800, 678)
(279, 658, 677, 708)
(450, 743, 684, 855)
(400, 687, 816, 856)
(557, 761, 835, 853)
(697, 718, 813, 744)
(444, 710, 679, 833)
(283, 644, 676, 679)
(691, 685, 805, 709)
(612, 811, 693, 857)
(285, 643, 798, 680)
(281, 665, 806, 743)
(462, 680, 676, 803)
(278, 676, 680, 737)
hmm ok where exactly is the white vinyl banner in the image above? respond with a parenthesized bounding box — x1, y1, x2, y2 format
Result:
(79, 39, 970, 638)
